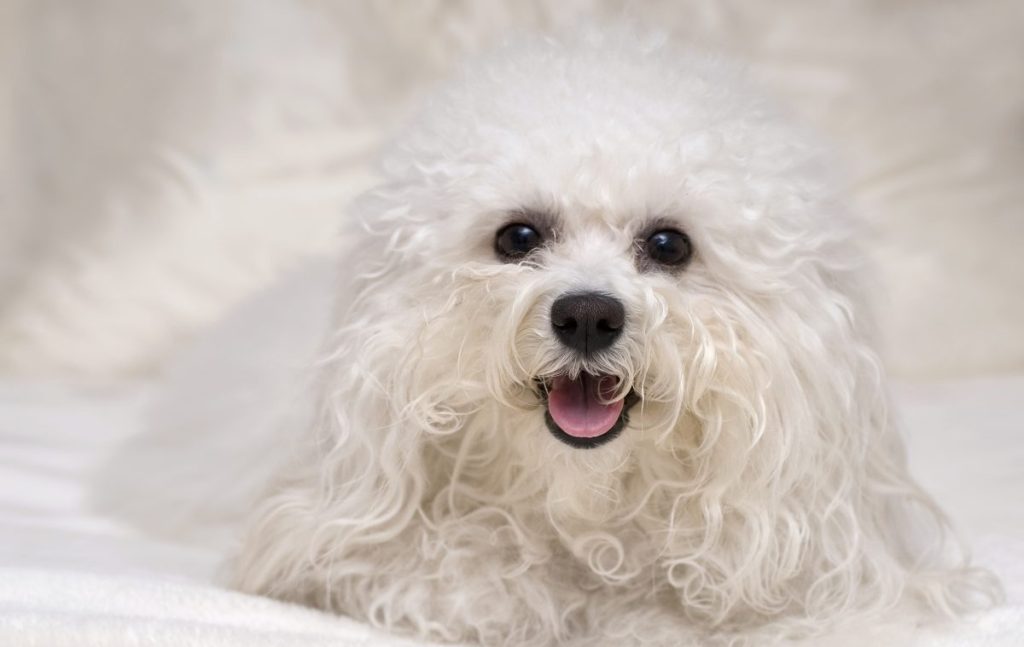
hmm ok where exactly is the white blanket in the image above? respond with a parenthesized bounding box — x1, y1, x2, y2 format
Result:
(0, 378, 1022, 646)
(0, 568, 1020, 647)
(0, 569, 430, 647)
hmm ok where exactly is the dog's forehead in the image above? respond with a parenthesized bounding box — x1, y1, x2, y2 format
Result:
(375, 33, 839, 257)
(553, 207, 639, 231)
(394, 39, 822, 229)
(452, 120, 757, 237)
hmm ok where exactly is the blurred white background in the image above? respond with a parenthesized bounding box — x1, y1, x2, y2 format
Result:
(1, 0, 1022, 380)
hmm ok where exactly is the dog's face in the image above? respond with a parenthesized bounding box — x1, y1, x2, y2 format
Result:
(457, 195, 720, 460)
(487, 203, 697, 451)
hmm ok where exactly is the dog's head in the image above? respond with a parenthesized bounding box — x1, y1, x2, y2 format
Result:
(343, 34, 866, 501)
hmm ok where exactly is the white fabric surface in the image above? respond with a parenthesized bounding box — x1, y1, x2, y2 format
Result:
(0, 569, 429, 647)
(0, 377, 1022, 645)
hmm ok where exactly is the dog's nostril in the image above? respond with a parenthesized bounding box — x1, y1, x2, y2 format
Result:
(553, 316, 578, 332)
(550, 292, 625, 356)
(596, 310, 624, 330)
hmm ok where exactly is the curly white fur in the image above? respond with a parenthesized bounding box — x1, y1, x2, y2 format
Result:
(232, 31, 1000, 646)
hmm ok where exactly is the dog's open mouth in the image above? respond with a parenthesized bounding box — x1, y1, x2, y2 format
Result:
(539, 373, 639, 449)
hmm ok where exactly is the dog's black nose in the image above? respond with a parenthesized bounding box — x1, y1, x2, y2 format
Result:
(550, 292, 625, 356)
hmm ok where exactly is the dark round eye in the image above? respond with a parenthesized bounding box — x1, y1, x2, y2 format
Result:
(495, 223, 543, 260)
(645, 229, 693, 267)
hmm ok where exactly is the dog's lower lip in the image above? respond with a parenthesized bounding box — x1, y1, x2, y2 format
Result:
(538, 376, 639, 449)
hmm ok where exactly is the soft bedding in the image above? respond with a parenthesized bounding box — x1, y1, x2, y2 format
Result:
(0, 377, 1021, 646)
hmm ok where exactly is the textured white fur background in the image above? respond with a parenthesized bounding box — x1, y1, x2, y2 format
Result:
(1, 0, 1023, 379)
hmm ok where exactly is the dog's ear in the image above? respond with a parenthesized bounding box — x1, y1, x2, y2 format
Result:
(660, 264, 1000, 626)
(231, 309, 431, 607)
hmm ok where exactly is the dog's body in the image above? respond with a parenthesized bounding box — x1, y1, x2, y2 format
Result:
(207, 32, 999, 645)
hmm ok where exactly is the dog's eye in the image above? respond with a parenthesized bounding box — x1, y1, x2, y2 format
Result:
(645, 229, 692, 267)
(495, 223, 543, 260)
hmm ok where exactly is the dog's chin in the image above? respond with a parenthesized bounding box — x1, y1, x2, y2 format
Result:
(538, 372, 640, 449)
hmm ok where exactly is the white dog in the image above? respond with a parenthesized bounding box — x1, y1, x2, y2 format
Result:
(222, 31, 998, 646)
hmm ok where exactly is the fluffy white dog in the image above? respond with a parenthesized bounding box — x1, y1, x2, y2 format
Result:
(225, 32, 998, 645)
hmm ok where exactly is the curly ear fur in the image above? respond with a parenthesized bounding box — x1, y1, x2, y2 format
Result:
(232, 30, 1000, 646)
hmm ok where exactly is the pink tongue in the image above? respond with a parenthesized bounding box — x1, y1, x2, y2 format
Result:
(547, 374, 624, 439)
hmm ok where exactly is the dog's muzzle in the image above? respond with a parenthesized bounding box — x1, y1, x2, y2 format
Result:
(542, 292, 634, 448)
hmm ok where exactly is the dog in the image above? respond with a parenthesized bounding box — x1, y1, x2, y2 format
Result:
(227, 31, 998, 646)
